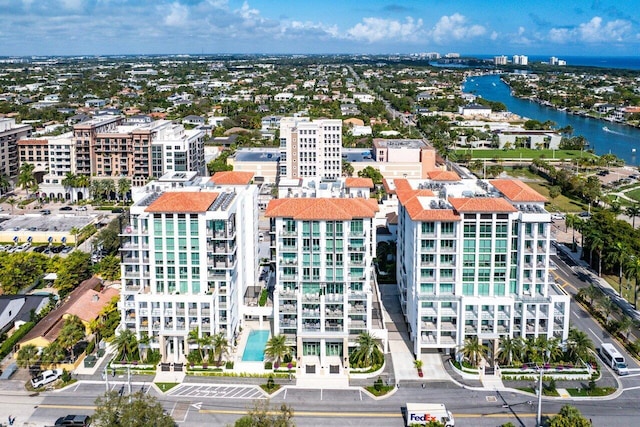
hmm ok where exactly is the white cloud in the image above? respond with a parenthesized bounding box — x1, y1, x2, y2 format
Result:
(60, 0, 83, 11)
(430, 13, 485, 44)
(346, 17, 423, 43)
(548, 16, 632, 44)
(579, 17, 631, 42)
(164, 2, 189, 27)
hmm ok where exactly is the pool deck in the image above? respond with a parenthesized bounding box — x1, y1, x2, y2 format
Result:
(233, 321, 271, 372)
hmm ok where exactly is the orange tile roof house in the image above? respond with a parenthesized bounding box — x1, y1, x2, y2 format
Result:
(19, 276, 118, 350)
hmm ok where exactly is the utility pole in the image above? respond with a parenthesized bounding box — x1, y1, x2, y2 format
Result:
(127, 366, 132, 403)
(104, 366, 109, 393)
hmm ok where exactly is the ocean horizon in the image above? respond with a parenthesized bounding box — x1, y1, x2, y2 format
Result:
(473, 54, 640, 71)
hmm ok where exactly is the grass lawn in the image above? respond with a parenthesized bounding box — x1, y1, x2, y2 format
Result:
(624, 188, 640, 203)
(155, 382, 179, 392)
(566, 387, 616, 397)
(365, 385, 395, 396)
(260, 384, 281, 394)
(525, 182, 587, 213)
(502, 167, 541, 180)
(602, 274, 637, 310)
(455, 148, 594, 160)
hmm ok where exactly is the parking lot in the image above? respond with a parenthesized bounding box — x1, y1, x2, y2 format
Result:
(166, 384, 266, 400)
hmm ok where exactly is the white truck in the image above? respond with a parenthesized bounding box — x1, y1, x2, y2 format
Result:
(405, 403, 454, 427)
(31, 368, 63, 388)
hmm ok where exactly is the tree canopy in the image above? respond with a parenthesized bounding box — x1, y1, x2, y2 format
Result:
(93, 391, 175, 427)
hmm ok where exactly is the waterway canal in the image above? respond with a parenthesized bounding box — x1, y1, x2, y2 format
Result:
(463, 74, 640, 165)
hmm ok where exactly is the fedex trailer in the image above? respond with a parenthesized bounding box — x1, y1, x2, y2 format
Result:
(405, 403, 454, 427)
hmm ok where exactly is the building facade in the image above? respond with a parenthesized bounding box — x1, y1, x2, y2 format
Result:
(0, 118, 32, 178)
(267, 195, 387, 375)
(279, 117, 342, 181)
(395, 177, 570, 358)
(120, 172, 258, 363)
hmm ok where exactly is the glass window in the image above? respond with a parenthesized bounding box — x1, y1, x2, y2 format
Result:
(441, 222, 454, 235)
(421, 240, 435, 251)
(478, 283, 490, 296)
(439, 283, 453, 294)
(495, 240, 507, 253)
(464, 240, 476, 253)
(463, 283, 474, 296)
(190, 219, 199, 236)
(422, 222, 435, 234)
(479, 239, 492, 253)
(154, 238, 163, 250)
(191, 253, 199, 265)
(420, 283, 434, 293)
(463, 269, 475, 282)
(463, 223, 476, 238)
(463, 254, 475, 267)
(495, 222, 508, 238)
(178, 219, 187, 236)
(479, 221, 492, 238)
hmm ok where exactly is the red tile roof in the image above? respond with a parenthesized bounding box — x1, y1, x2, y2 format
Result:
(427, 170, 461, 181)
(266, 198, 379, 220)
(17, 139, 48, 146)
(345, 177, 374, 188)
(449, 197, 517, 213)
(491, 179, 547, 202)
(64, 287, 119, 324)
(146, 192, 218, 213)
(210, 171, 254, 186)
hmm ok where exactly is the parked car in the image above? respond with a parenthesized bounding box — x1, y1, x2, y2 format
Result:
(111, 207, 124, 213)
(54, 414, 91, 426)
(76, 206, 88, 211)
(41, 209, 51, 215)
(60, 206, 73, 211)
(31, 369, 63, 388)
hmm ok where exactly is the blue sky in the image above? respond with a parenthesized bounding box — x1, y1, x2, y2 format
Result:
(0, 0, 638, 56)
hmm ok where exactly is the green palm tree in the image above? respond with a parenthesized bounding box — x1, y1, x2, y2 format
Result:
(625, 256, 640, 308)
(615, 315, 634, 341)
(590, 232, 605, 277)
(597, 296, 619, 323)
(17, 162, 36, 195)
(69, 226, 80, 248)
(577, 283, 600, 306)
(264, 334, 292, 367)
(41, 342, 66, 368)
(625, 204, 640, 228)
(350, 331, 384, 369)
(496, 336, 522, 366)
(0, 173, 11, 195)
(7, 197, 17, 214)
(102, 179, 116, 202)
(114, 328, 138, 361)
(460, 336, 488, 367)
(565, 328, 594, 362)
(58, 315, 85, 361)
(211, 332, 229, 366)
(117, 177, 131, 203)
(606, 241, 628, 285)
(536, 336, 563, 364)
(16, 344, 39, 371)
(565, 213, 576, 234)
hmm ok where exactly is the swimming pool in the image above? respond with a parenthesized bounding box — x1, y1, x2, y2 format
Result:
(242, 330, 270, 362)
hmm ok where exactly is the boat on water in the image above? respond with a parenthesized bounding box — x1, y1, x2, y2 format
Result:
(603, 126, 610, 132)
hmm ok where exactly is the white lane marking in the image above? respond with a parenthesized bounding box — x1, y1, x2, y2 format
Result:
(589, 328, 604, 344)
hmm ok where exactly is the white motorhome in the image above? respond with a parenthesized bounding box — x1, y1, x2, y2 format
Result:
(405, 403, 454, 427)
(600, 343, 629, 375)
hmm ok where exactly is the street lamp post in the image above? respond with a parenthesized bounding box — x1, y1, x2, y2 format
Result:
(536, 367, 543, 427)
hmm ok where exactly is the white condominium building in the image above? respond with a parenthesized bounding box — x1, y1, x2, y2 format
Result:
(278, 117, 342, 180)
(267, 194, 386, 375)
(394, 176, 570, 357)
(120, 171, 258, 363)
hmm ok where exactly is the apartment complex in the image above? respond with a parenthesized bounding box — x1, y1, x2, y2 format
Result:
(17, 139, 49, 173)
(278, 117, 342, 180)
(394, 176, 570, 357)
(267, 187, 387, 375)
(0, 118, 32, 178)
(92, 119, 205, 186)
(120, 171, 258, 362)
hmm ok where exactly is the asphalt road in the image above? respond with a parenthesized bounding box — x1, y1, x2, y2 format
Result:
(23, 242, 640, 427)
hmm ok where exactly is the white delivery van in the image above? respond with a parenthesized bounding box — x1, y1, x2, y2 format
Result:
(405, 403, 454, 427)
